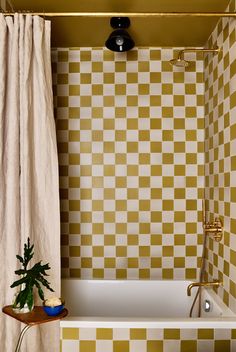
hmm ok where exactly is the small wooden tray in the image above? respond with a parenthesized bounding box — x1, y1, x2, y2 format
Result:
(2, 305, 68, 326)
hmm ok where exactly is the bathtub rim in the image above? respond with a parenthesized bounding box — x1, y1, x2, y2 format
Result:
(60, 316, 236, 329)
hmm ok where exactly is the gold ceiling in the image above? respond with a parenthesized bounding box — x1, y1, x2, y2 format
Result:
(11, 0, 231, 47)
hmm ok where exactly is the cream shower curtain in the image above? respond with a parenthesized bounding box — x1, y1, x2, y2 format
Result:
(0, 14, 60, 352)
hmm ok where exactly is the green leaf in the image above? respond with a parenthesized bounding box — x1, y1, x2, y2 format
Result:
(27, 289, 34, 310)
(22, 237, 35, 270)
(35, 281, 45, 301)
(10, 276, 27, 288)
(36, 276, 54, 292)
(15, 269, 27, 275)
(16, 255, 23, 263)
(15, 290, 24, 306)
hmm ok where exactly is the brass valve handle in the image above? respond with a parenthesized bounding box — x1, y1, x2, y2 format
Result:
(204, 217, 223, 242)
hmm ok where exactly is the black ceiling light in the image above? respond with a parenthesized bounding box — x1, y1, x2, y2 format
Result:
(105, 17, 135, 52)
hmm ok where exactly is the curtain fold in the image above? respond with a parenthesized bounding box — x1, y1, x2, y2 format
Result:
(0, 13, 60, 352)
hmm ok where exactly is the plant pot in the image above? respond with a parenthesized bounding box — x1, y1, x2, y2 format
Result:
(12, 302, 34, 314)
(12, 289, 34, 314)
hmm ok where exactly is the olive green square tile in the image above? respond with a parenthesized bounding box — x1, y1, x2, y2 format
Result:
(147, 341, 163, 352)
(62, 328, 79, 340)
(198, 329, 214, 339)
(69, 62, 80, 73)
(185, 268, 196, 279)
(164, 329, 180, 339)
(181, 340, 197, 352)
(130, 329, 147, 340)
(150, 72, 161, 83)
(127, 50, 138, 61)
(173, 72, 184, 83)
(214, 340, 230, 352)
(113, 341, 129, 352)
(232, 329, 236, 339)
(58, 51, 68, 62)
(69, 269, 81, 278)
(96, 328, 113, 339)
(79, 341, 96, 352)
(162, 269, 173, 279)
(93, 269, 104, 279)
(80, 50, 91, 61)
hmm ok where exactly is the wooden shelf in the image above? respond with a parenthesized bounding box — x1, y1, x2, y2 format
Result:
(2, 305, 68, 326)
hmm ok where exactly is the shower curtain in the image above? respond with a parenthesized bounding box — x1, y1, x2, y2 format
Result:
(0, 14, 60, 352)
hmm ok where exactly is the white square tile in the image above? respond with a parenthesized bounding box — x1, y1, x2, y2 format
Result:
(96, 340, 113, 352)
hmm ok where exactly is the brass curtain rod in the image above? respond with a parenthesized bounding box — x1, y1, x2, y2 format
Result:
(1, 11, 236, 18)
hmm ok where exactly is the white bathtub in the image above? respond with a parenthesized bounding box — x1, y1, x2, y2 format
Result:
(61, 279, 236, 328)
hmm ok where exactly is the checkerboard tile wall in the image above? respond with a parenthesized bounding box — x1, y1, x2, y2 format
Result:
(204, 0, 236, 313)
(52, 47, 205, 279)
(60, 327, 236, 352)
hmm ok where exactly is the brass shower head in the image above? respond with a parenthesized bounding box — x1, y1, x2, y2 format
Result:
(170, 46, 220, 67)
(170, 57, 190, 67)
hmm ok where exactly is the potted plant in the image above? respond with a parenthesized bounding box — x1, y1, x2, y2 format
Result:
(10, 238, 54, 313)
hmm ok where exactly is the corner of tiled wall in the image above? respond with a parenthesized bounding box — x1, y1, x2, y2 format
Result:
(204, 0, 236, 313)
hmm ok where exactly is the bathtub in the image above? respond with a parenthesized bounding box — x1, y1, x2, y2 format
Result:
(61, 279, 236, 329)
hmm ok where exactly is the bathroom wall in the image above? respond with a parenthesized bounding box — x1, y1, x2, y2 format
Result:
(204, 0, 236, 313)
(52, 47, 205, 280)
(0, 0, 6, 10)
(1, 0, 13, 10)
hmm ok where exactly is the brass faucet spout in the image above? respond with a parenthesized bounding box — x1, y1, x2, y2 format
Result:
(187, 280, 222, 296)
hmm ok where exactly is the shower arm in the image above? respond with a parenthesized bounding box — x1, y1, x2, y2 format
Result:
(177, 47, 220, 60)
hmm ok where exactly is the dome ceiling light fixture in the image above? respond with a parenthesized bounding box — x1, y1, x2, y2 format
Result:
(105, 17, 135, 52)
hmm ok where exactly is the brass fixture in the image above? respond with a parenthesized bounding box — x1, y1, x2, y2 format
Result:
(187, 280, 222, 296)
(170, 47, 220, 67)
(1, 11, 236, 18)
(204, 217, 223, 242)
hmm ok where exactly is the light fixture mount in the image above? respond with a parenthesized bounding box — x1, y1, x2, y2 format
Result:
(110, 17, 131, 29)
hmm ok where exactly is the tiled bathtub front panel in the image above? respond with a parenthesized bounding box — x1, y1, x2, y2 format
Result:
(52, 47, 205, 279)
(204, 0, 236, 312)
(60, 327, 236, 352)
